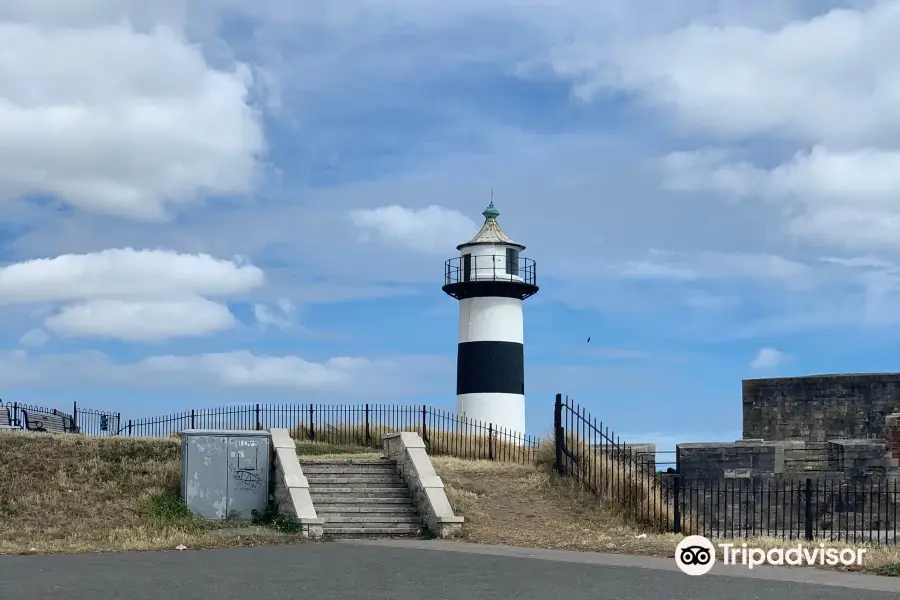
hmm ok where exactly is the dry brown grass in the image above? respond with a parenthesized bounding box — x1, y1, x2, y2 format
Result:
(0, 432, 296, 555)
(532, 437, 698, 534)
(287, 422, 536, 463)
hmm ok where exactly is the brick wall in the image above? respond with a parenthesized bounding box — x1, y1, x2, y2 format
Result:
(743, 374, 900, 442)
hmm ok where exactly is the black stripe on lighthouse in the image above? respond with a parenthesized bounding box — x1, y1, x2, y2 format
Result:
(456, 341, 524, 395)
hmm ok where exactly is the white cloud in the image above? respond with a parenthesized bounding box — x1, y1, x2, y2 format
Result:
(45, 299, 238, 341)
(0, 248, 264, 303)
(349, 205, 477, 254)
(0, 248, 265, 341)
(658, 146, 900, 250)
(616, 250, 810, 284)
(0, 349, 452, 398)
(19, 328, 49, 347)
(0, 17, 264, 220)
(253, 300, 294, 330)
(749, 347, 787, 369)
(563, 2, 900, 146)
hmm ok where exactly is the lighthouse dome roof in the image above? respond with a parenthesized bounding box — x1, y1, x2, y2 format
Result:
(457, 201, 525, 250)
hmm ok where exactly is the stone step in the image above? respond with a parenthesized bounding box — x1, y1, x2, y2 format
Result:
(306, 475, 406, 484)
(301, 465, 399, 474)
(315, 505, 419, 514)
(310, 488, 410, 498)
(307, 482, 408, 491)
(299, 459, 393, 466)
(322, 523, 423, 535)
(310, 496, 413, 505)
(322, 514, 421, 524)
(323, 527, 422, 538)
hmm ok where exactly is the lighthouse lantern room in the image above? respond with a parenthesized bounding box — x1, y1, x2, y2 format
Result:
(442, 201, 538, 436)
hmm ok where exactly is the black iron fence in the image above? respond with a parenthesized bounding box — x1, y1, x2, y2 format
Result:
(676, 476, 900, 544)
(552, 393, 900, 544)
(553, 393, 677, 531)
(69, 402, 539, 463)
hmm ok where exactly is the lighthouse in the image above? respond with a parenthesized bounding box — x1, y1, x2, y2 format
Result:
(442, 201, 538, 435)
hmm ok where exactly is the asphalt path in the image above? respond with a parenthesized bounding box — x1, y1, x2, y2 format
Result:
(1, 539, 898, 599)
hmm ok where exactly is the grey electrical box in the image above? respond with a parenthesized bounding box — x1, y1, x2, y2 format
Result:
(180, 429, 271, 521)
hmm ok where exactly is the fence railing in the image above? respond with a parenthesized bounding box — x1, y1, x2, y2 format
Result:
(69, 402, 539, 463)
(553, 393, 676, 531)
(676, 476, 900, 544)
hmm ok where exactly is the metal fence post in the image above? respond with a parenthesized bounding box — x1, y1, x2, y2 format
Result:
(804, 478, 814, 541)
(673, 475, 682, 534)
(127, 419, 133, 436)
(488, 424, 494, 460)
(553, 394, 564, 475)
(309, 405, 315, 440)
(255, 403, 261, 430)
(364, 404, 371, 445)
(421, 405, 429, 443)
(190, 409, 195, 429)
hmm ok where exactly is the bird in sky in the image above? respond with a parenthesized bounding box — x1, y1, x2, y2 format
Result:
(587, 336, 591, 343)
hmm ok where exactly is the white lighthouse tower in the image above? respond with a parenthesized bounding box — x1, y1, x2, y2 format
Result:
(442, 201, 538, 435)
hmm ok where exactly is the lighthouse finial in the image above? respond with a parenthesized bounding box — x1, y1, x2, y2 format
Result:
(483, 190, 500, 220)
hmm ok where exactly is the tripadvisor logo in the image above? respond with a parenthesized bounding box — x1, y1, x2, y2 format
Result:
(675, 536, 866, 576)
(675, 536, 717, 576)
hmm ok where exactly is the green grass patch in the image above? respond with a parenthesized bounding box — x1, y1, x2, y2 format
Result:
(142, 489, 197, 523)
(872, 563, 900, 577)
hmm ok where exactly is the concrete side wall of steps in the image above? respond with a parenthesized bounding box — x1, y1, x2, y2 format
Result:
(383, 432, 463, 538)
(269, 428, 324, 538)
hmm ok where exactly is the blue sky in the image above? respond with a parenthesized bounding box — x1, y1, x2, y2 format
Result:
(1, 0, 899, 453)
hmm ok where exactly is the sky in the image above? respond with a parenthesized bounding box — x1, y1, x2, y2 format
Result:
(1, 0, 899, 456)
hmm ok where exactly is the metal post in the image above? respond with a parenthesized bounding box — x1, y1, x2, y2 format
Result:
(804, 478, 814, 541)
(488, 424, 494, 460)
(554, 394, 564, 475)
(673, 475, 682, 534)
(365, 404, 371, 445)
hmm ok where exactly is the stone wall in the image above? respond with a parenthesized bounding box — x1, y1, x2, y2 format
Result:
(677, 441, 794, 479)
(677, 439, 899, 480)
(743, 374, 900, 442)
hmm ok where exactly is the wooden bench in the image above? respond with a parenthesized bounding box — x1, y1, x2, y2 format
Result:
(22, 410, 78, 433)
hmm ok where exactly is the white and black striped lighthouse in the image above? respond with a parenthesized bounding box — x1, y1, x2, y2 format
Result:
(442, 201, 538, 435)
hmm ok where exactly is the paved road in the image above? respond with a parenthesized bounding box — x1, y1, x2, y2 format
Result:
(1, 540, 898, 599)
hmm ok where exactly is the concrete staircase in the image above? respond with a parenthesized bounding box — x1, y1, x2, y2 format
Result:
(299, 458, 424, 538)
